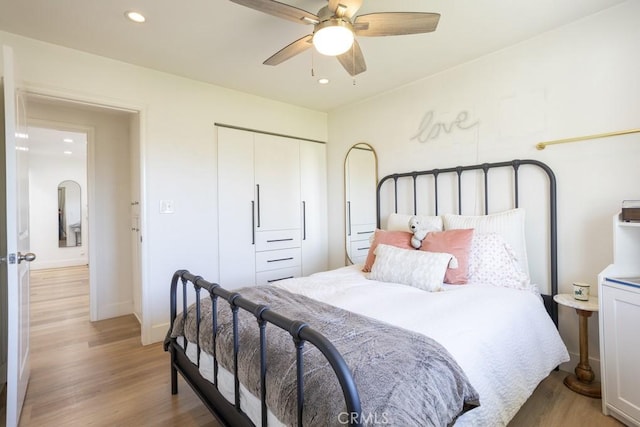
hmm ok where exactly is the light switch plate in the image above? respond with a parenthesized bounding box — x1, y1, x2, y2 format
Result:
(160, 199, 174, 214)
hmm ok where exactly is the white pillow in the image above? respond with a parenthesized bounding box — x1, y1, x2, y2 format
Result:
(368, 243, 452, 292)
(467, 233, 535, 292)
(386, 213, 443, 233)
(442, 208, 529, 277)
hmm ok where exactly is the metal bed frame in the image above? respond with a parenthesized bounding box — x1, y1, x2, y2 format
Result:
(164, 159, 559, 426)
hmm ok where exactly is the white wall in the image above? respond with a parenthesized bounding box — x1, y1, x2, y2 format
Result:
(0, 30, 328, 344)
(29, 137, 88, 269)
(327, 1, 640, 376)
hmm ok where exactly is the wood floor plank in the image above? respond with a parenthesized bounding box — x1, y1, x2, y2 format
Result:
(11, 265, 624, 426)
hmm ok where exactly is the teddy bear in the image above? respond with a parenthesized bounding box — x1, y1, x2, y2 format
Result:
(408, 215, 429, 249)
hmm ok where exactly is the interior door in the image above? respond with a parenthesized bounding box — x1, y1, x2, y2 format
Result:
(2, 45, 33, 427)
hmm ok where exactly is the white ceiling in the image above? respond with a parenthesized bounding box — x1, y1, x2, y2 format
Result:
(26, 126, 87, 160)
(0, 0, 626, 112)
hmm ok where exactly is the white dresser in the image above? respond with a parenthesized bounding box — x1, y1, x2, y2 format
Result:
(598, 213, 640, 426)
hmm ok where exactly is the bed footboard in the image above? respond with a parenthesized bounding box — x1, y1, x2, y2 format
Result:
(163, 270, 363, 426)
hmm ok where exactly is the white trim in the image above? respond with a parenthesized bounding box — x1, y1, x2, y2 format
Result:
(137, 108, 151, 345)
(30, 259, 87, 270)
(151, 322, 170, 344)
(22, 83, 142, 114)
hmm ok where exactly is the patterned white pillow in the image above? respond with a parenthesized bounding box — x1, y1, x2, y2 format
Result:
(442, 208, 529, 278)
(369, 243, 453, 292)
(467, 233, 534, 292)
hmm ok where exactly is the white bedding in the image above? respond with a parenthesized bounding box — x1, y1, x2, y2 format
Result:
(181, 264, 569, 426)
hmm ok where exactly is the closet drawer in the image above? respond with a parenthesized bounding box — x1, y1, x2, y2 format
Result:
(350, 240, 371, 261)
(256, 266, 301, 285)
(349, 224, 375, 242)
(256, 248, 301, 272)
(255, 229, 301, 252)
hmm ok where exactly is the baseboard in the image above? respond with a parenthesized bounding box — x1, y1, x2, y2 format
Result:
(560, 351, 601, 382)
(133, 311, 142, 325)
(96, 300, 134, 321)
(149, 322, 170, 345)
(31, 259, 88, 270)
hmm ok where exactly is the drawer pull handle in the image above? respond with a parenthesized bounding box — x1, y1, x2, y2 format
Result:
(267, 257, 294, 263)
(357, 230, 374, 235)
(266, 238, 294, 243)
(268, 276, 294, 283)
(357, 246, 370, 251)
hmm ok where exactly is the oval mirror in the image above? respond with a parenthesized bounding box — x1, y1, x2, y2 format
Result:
(344, 143, 378, 265)
(58, 180, 82, 247)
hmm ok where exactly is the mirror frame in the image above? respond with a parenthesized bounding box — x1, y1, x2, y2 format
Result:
(343, 142, 378, 265)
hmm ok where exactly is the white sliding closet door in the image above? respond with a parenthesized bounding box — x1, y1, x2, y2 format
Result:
(300, 141, 328, 275)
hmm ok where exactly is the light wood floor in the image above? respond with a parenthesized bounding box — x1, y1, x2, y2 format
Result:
(11, 266, 623, 426)
(19, 266, 217, 426)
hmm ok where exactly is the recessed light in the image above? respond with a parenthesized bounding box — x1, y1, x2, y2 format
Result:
(63, 150, 73, 155)
(125, 11, 146, 23)
(15, 132, 29, 139)
(318, 78, 330, 85)
(16, 146, 29, 152)
(63, 138, 74, 143)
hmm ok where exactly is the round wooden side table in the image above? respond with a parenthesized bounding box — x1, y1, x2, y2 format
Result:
(554, 293, 601, 398)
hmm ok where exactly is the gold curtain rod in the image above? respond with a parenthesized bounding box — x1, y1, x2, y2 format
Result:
(536, 128, 640, 150)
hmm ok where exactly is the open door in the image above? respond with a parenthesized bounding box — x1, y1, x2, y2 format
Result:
(1, 45, 35, 427)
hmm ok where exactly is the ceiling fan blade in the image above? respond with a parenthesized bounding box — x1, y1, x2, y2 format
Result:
(354, 12, 440, 37)
(263, 34, 314, 66)
(328, 0, 363, 18)
(230, 0, 318, 25)
(337, 39, 366, 76)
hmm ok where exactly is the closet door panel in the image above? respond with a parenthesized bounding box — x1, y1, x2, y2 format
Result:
(254, 134, 301, 231)
(217, 127, 256, 288)
(300, 141, 328, 275)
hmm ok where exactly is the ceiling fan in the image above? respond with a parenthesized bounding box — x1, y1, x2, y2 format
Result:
(229, 0, 441, 76)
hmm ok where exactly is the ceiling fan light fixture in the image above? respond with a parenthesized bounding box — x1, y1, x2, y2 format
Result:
(313, 19, 354, 56)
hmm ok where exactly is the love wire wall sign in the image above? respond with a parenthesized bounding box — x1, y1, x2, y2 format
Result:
(410, 110, 479, 143)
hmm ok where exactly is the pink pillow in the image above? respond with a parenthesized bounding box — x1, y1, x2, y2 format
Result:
(362, 230, 414, 272)
(420, 229, 474, 284)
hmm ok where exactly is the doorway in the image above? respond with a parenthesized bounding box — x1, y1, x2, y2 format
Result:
(2, 89, 144, 424)
(25, 95, 142, 323)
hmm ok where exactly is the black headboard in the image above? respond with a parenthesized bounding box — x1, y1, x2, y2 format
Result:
(375, 159, 558, 326)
